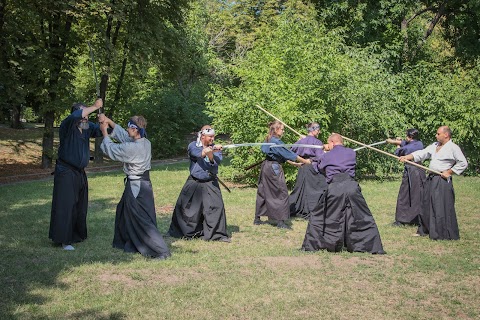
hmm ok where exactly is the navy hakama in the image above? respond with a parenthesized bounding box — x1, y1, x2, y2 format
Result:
(418, 175, 459, 240)
(113, 174, 171, 258)
(302, 173, 385, 253)
(289, 164, 328, 219)
(168, 177, 228, 240)
(49, 164, 88, 244)
(395, 165, 425, 224)
(255, 160, 290, 222)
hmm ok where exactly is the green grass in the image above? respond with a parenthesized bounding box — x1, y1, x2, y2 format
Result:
(0, 163, 479, 320)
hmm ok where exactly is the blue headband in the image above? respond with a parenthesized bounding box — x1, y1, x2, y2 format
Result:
(307, 125, 320, 132)
(127, 120, 146, 138)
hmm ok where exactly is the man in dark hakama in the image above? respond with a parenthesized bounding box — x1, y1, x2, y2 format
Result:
(289, 122, 327, 219)
(168, 126, 231, 242)
(49, 99, 104, 251)
(101, 116, 171, 259)
(302, 133, 385, 254)
(386, 129, 425, 226)
(254, 121, 311, 229)
(399, 126, 468, 240)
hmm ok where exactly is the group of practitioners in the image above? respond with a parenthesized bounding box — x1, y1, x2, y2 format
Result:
(48, 98, 468, 259)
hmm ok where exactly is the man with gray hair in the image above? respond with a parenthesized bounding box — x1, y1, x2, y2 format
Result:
(49, 98, 104, 250)
(399, 126, 468, 240)
(289, 122, 327, 219)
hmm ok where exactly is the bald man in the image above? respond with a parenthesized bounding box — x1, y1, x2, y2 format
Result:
(168, 125, 231, 242)
(302, 133, 385, 254)
(399, 126, 468, 240)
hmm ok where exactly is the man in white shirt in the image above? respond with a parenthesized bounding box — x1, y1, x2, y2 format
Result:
(399, 126, 468, 240)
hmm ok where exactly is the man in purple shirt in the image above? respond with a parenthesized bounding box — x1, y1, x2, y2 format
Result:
(302, 133, 385, 254)
(289, 123, 327, 219)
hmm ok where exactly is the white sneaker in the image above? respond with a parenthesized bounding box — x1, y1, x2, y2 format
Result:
(62, 244, 75, 251)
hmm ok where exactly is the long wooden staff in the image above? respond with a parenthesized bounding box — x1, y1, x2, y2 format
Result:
(340, 134, 442, 175)
(255, 104, 303, 137)
(245, 104, 303, 171)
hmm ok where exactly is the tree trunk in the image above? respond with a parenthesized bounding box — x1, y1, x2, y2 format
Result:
(41, 13, 73, 169)
(41, 110, 55, 168)
(10, 104, 22, 129)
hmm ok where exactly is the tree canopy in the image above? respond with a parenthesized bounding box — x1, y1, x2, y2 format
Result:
(0, 0, 478, 176)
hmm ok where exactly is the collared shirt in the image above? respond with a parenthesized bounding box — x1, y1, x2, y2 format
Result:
(291, 135, 325, 172)
(57, 109, 102, 169)
(394, 139, 424, 157)
(318, 145, 356, 183)
(261, 136, 298, 163)
(101, 125, 151, 177)
(188, 141, 222, 180)
(412, 140, 468, 175)
(291, 135, 325, 159)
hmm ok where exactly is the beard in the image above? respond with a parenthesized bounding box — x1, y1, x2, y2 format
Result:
(78, 121, 89, 130)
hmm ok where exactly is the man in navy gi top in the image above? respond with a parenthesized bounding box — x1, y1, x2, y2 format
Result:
(49, 98, 104, 250)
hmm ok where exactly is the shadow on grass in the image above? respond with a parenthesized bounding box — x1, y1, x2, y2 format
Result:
(0, 190, 134, 319)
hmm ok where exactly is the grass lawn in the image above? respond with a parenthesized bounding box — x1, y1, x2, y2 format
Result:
(0, 162, 479, 319)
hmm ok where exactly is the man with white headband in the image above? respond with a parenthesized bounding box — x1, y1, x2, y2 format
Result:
(100, 115, 171, 260)
(168, 125, 231, 242)
(49, 98, 104, 251)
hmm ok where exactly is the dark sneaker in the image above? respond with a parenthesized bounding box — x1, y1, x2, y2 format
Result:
(253, 218, 263, 225)
(217, 237, 232, 243)
(154, 254, 171, 260)
(277, 221, 292, 230)
(392, 221, 403, 227)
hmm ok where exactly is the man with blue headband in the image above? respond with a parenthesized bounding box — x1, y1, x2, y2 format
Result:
(168, 125, 231, 242)
(100, 115, 171, 260)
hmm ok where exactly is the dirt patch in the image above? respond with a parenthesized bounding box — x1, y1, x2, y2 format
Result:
(0, 125, 189, 185)
(156, 205, 175, 215)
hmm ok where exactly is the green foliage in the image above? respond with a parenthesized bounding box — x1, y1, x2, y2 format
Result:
(133, 85, 210, 158)
(394, 60, 480, 174)
(207, 5, 406, 183)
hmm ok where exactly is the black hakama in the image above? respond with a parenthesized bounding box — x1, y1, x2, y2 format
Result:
(168, 177, 228, 240)
(289, 164, 328, 219)
(49, 165, 88, 245)
(417, 175, 459, 240)
(255, 160, 290, 221)
(395, 165, 425, 224)
(302, 173, 385, 254)
(113, 175, 171, 258)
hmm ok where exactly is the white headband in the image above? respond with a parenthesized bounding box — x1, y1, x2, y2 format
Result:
(195, 128, 215, 147)
(200, 128, 215, 136)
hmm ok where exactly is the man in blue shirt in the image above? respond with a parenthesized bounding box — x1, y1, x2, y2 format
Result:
(49, 98, 104, 250)
(168, 125, 231, 242)
(386, 128, 424, 226)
